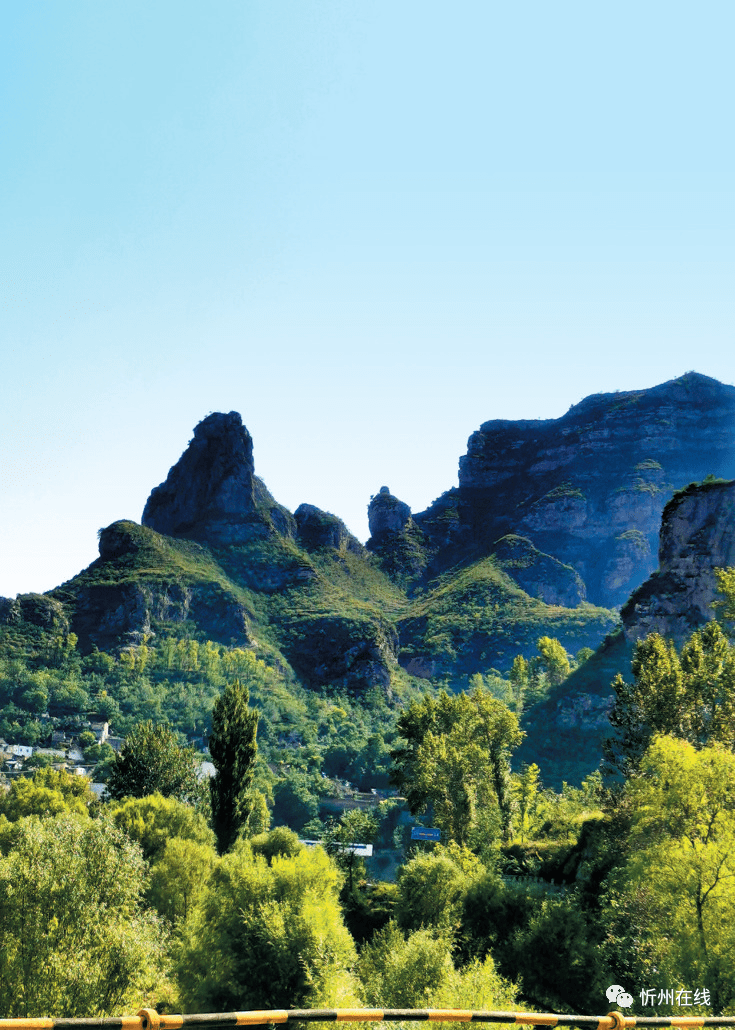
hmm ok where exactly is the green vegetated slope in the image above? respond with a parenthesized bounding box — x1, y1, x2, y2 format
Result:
(0, 520, 417, 776)
(516, 629, 634, 788)
(1, 510, 622, 786)
(39, 512, 612, 675)
(398, 557, 617, 677)
(55, 521, 258, 609)
(52, 517, 619, 700)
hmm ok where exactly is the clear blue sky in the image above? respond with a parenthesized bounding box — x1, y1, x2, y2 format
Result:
(2, 1, 734, 597)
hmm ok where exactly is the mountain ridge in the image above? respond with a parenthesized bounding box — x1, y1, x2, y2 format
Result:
(12, 371, 735, 690)
(3, 371, 734, 787)
(403, 371, 735, 607)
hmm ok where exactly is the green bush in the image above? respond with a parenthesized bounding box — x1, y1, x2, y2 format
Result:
(176, 843, 358, 1010)
(0, 815, 171, 1016)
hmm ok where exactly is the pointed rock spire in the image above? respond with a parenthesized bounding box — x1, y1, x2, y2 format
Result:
(142, 412, 265, 543)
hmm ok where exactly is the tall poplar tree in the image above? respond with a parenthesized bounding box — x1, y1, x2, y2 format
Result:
(209, 678, 259, 854)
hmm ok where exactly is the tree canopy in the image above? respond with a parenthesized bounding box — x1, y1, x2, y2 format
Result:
(0, 815, 170, 1017)
(108, 792, 215, 862)
(176, 837, 357, 1011)
(605, 622, 735, 777)
(395, 846, 479, 931)
(356, 921, 516, 1014)
(209, 678, 259, 854)
(147, 837, 217, 927)
(105, 721, 203, 804)
(390, 687, 523, 845)
(0, 767, 97, 822)
(603, 735, 735, 1013)
(536, 636, 572, 687)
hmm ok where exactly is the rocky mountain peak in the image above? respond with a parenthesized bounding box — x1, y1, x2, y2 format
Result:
(142, 412, 291, 544)
(368, 489, 412, 538)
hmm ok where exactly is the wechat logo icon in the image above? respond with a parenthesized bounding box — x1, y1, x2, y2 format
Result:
(607, 985, 634, 1008)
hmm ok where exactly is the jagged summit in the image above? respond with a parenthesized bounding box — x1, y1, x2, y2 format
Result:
(138, 374, 735, 612)
(140, 374, 735, 613)
(142, 412, 255, 539)
(142, 411, 292, 544)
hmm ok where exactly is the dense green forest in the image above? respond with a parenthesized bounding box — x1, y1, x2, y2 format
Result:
(2, 572, 735, 1018)
(0, 585, 605, 826)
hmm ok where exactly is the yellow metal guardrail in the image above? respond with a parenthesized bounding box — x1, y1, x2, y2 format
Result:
(0, 1010, 732, 1030)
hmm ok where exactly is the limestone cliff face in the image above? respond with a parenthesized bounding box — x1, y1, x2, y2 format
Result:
(142, 412, 293, 544)
(413, 373, 735, 607)
(622, 479, 735, 641)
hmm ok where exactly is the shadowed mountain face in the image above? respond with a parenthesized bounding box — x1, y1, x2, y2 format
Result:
(518, 477, 735, 788)
(142, 411, 294, 544)
(402, 372, 735, 607)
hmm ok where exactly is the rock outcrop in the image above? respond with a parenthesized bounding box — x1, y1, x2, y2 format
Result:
(368, 488, 412, 537)
(142, 412, 293, 544)
(57, 521, 256, 651)
(295, 504, 363, 554)
(366, 488, 428, 581)
(0, 593, 70, 634)
(622, 478, 735, 641)
(493, 535, 586, 607)
(408, 373, 735, 607)
(280, 613, 399, 694)
(69, 579, 255, 652)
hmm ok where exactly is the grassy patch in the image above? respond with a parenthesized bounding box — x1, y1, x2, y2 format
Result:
(544, 482, 586, 501)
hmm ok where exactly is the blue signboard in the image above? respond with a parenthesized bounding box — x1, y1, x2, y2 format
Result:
(411, 826, 441, 841)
